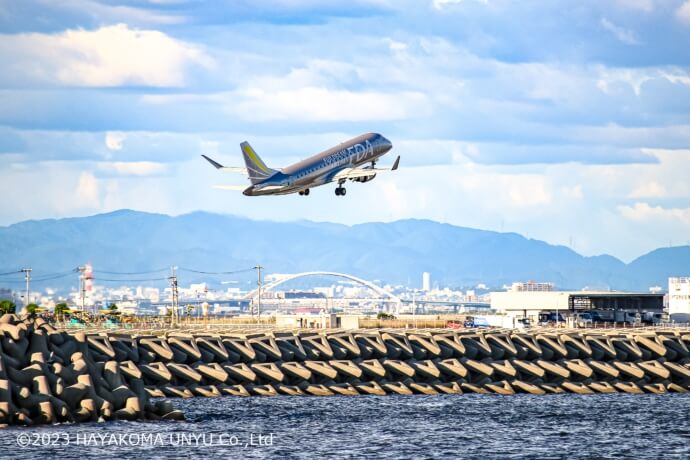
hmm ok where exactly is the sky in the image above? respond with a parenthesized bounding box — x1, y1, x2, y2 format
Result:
(1, 0, 689, 261)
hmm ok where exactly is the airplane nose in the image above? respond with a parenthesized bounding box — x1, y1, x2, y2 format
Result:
(381, 136, 393, 152)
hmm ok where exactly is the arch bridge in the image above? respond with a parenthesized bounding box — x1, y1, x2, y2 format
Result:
(246, 271, 401, 304)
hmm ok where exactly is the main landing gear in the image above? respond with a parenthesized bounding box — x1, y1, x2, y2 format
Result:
(335, 186, 347, 196)
(298, 189, 310, 196)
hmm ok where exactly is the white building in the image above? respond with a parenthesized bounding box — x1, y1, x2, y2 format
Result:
(491, 290, 664, 324)
(510, 281, 554, 292)
(422, 272, 431, 291)
(669, 277, 690, 322)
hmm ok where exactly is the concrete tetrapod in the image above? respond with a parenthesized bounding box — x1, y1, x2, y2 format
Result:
(0, 316, 182, 427)
(5, 322, 690, 428)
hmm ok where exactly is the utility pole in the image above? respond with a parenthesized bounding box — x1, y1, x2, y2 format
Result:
(78, 266, 86, 313)
(169, 266, 179, 325)
(21, 268, 32, 313)
(254, 265, 263, 322)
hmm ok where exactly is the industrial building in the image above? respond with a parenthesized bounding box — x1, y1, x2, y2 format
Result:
(491, 290, 664, 325)
(669, 277, 690, 322)
(275, 313, 362, 329)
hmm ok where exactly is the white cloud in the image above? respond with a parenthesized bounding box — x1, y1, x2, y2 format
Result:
(597, 67, 690, 96)
(506, 178, 552, 207)
(75, 172, 100, 209)
(561, 184, 584, 200)
(386, 39, 408, 52)
(0, 24, 213, 87)
(432, 0, 488, 10)
(677, 1, 690, 25)
(619, 202, 690, 225)
(96, 161, 168, 176)
(230, 87, 429, 121)
(661, 69, 690, 86)
(105, 132, 126, 151)
(40, 0, 186, 25)
(597, 68, 653, 95)
(144, 87, 431, 122)
(601, 17, 640, 45)
(628, 181, 666, 198)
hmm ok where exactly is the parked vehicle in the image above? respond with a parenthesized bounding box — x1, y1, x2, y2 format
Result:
(538, 312, 565, 326)
(575, 312, 594, 327)
(516, 318, 531, 329)
(463, 316, 490, 328)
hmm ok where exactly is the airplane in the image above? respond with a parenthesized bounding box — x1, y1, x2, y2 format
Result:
(202, 132, 398, 196)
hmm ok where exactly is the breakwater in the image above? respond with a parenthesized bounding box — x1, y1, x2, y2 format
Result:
(2, 315, 690, 427)
(0, 315, 184, 427)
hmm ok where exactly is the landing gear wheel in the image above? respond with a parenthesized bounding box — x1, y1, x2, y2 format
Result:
(335, 187, 346, 196)
(304, 188, 310, 196)
(298, 191, 304, 196)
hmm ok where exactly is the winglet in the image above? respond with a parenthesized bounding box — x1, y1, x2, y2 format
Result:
(391, 155, 400, 171)
(202, 154, 224, 169)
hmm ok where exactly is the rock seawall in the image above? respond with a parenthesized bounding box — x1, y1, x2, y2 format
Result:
(0, 315, 183, 427)
(3, 318, 690, 427)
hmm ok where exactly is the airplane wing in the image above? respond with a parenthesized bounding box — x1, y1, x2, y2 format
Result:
(202, 155, 248, 174)
(332, 155, 400, 181)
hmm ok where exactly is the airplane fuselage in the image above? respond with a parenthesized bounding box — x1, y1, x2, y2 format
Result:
(243, 133, 392, 196)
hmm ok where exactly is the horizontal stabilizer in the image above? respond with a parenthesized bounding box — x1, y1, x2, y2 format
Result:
(392, 155, 400, 171)
(202, 155, 248, 174)
(202, 154, 224, 169)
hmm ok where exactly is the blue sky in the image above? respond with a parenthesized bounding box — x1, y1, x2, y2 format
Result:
(1, 0, 689, 261)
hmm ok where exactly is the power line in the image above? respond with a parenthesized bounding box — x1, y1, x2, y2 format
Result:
(177, 267, 255, 275)
(0, 278, 26, 283)
(31, 273, 76, 283)
(32, 269, 79, 280)
(0, 270, 21, 277)
(0, 270, 78, 284)
(94, 268, 169, 275)
(96, 277, 169, 283)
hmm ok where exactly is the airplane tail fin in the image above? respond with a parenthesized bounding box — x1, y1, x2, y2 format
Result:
(240, 141, 277, 184)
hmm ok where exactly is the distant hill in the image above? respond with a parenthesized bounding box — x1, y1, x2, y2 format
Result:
(0, 209, 687, 292)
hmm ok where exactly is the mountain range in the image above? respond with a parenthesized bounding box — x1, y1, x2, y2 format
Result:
(0, 209, 688, 293)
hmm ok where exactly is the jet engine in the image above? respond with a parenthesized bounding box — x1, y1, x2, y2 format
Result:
(352, 173, 376, 183)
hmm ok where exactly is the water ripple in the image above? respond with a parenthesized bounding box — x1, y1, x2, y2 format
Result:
(0, 394, 688, 459)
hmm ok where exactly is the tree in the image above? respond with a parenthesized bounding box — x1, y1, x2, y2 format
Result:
(26, 303, 39, 315)
(0, 300, 16, 315)
(377, 312, 396, 320)
(108, 303, 118, 312)
(54, 303, 69, 319)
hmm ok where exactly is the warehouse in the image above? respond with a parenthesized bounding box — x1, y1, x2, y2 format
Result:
(490, 291, 664, 325)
